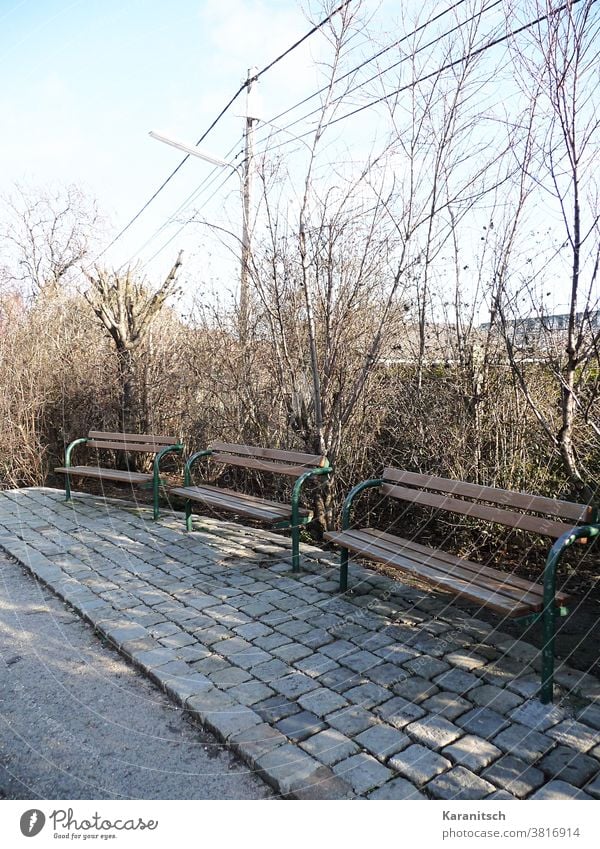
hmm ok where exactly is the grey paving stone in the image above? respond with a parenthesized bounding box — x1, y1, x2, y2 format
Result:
(321, 639, 358, 660)
(192, 655, 229, 676)
(299, 628, 334, 650)
(492, 723, 555, 764)
(333, 752, 393, 794)
(217, 636, 253, 656)
(392, 675, 439, 703)
(585, 772, 600, 798)
(442, 735, 502, 772)
(204, 706, 264, 742)
(134, 647, 179, 669)
(340, 650, 382, 674)
(229, 647, 273, 670)
(276, 620, 312, 638)
(355, 725, 411, 761)
(403, 656, 449, 680)
(271, 642, 313, 663)
(327, 706, 377, 737)
(366, 662, 410, 687)
(457, 707, 510, 738)
(294, 653, 339, 678)
(487, 790, 518, 800)
(434, 667, 482, 694)
(537, 746, 599, 787)
(318, 666, 363, 693)
(253, 632, 290, 651)
(468, 684, 523, 714)
(420, 691, 472, 721)
(374, 696, 426, 729)
(298, 688, 349, 718)
(547, 720, 599, 753)
(300, 728, 359, 766)
(482, 755, 545, 798)
(344, 682, 391, 709)
(426, 766, 496, 800)
(509, 700, 565, 732)
(374, 644, 420, 664)
(227, 680, 275, 706)
(207, 666, 252, 689)
(255, 744, 323, 796)
(251, 658, 292, 682)
(271, 672, 320, 699)
(405, 714, 463, 749)
(389, 744, 452, 786)
(530, 781, 593, 800)
(444, 650, 487, 671)
(254, 695, 301, 724)
(275, 710, 326, 743)
(368, 777, 425, 799)
(576, 702, 600, 732)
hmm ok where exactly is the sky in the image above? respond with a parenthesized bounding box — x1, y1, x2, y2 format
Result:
(1, 1, 597, 318)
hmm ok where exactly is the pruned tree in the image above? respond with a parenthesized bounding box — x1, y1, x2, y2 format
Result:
(84, 251, 184, 433)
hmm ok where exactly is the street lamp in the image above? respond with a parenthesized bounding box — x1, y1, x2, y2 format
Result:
(149, 130, 250, 340)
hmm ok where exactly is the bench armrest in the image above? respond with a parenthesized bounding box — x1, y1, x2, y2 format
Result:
(64, 437, 89, 467)
(184, 449, 214, 486)
(152, 443, 184, 476)
(540, 522, 600, 703)
(291, 466, 333, 524)
(341, 478, 384, 530)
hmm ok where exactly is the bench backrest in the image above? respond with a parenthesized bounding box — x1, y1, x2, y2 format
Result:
(381, 467, 596, 539)
(87, 431, 180, 453)
(208, 441, 328, 478)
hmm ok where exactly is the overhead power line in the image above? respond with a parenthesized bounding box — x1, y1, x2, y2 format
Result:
(93, 0, 357, 266)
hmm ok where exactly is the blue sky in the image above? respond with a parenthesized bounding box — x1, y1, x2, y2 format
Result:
(0, 0, 345, 283)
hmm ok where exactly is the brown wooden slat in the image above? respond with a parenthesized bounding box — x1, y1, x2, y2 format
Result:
(87, 440, 173, 453)
(88, 431, 178, 445)
(359, 528, 569, 604)
(381, 482, 575, 539)
(210, 453, 315, 478)
(325, 529, 532, 617)
(169, 485, 299, 522)
(208, 441, 326, 467)
(55, 466, 152, 484)
(383, 468, 591, 522)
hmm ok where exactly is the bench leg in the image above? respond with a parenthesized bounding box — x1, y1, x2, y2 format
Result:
(153, 474, 160, 521)
(291, 526, 300, 572)
(185, 500, 193, 532)
(340, 548, 348, 592)
(540, 603, 556, 704)
(65, 474, 72, 502)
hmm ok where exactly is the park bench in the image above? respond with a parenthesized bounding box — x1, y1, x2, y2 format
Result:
(169, 441, 332, 572)
(324, 467, 599, 703)
(55, 431, 184, 520)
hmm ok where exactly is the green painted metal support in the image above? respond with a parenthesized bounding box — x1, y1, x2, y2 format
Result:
(290, 466, 332, 573)
(539, 522, 600, 704)
(338, 478, 384, 592)
(183, 450, 214, 531)
(63, 437, 89, 502)
(152, 443, 184, 520)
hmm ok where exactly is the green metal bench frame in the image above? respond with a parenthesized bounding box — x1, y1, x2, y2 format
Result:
(332, 474, 598, 704)
(59, 432, 184, 520)
(177, 445, 332, 572)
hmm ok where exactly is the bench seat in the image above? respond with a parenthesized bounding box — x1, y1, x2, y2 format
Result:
(55, 466, 153, 485)
(169, 484, 312, 523)
(324, 527, 570, 618)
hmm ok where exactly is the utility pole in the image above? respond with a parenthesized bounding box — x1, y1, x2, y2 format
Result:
(240, 66, 258, 343)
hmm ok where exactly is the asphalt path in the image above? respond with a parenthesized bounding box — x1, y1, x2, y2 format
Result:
(0, 554, 271, 800)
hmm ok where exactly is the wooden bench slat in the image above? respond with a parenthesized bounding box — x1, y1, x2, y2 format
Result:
(210, 453, 316, 478)
(87, 440, 174, 453)
(170, 484, 308, 522)
(88, 431, 178, 445)
(209, 442, 326, 467)
(356, 528, 569, 608)
(360, 528, 569, 603)
(381, 482, 576, 539)
(55, 466, 153, 484)
(383, 468, 592, 522)
(325, 529, 533, 617)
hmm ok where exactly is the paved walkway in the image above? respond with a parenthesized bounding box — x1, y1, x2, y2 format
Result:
(0, 553, 271, 799)
(0, 487, 599, 800)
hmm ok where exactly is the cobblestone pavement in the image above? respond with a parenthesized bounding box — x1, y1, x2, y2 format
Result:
(1, 487, 599, 800)
(0, 553, 271, 799)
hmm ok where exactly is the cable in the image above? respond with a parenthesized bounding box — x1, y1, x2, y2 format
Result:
(254, 0, 471, 145)
(254, 0, 590, 157)
(92, 0, 357, 266)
